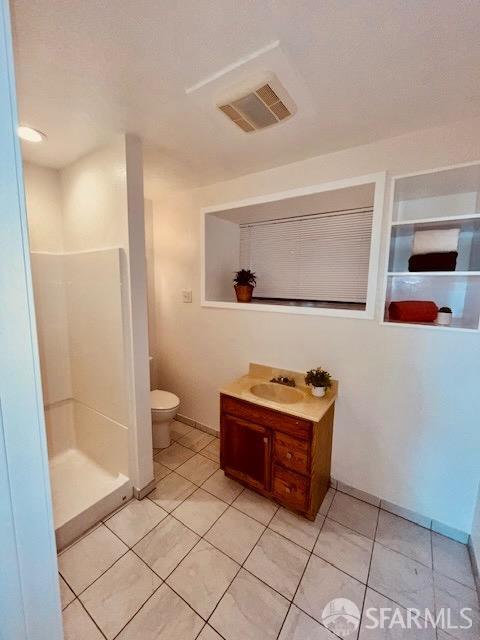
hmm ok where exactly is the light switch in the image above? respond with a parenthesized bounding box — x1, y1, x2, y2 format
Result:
(182, 289, 192, 303)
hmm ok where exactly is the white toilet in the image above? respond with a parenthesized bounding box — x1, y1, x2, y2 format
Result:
(150, 390, 180, 449)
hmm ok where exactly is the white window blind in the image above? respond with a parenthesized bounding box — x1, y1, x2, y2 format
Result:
(239, 208, 373, 303)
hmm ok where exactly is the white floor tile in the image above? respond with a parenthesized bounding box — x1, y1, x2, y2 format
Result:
(170, 420, 194, 441)
(328, 492, 378, 539)
(369, 543, 434, 611)
(172, 488, 228, 535)
(147, 472, 196, 512)
(154, 442, 196, 470)
(59, 575, 75, 609)
(62, 600, 104, 640)
(153, 460, 171, 481)
(117, 583, 203, 640)
(79, 551, 161, 639)
(232, 488, 278, 525)
(313, 518, 373, 583)
(294, 555, 365, 638)
(279, 605, 337, 639)
(433, 572, 480, 640)
(197, 625, 224, 640)
(376, 510, 432, 567)
(432, 532, 476, 589)
(202, 469, 244, 504)
(269, 507, 324, 551)
(200, 439, 220, 462)
(105, 498, 167, 546)
(58, 524, 128, 594)
(167, 539, 239, 618)
(210, 568, 289, 640)
(175, 453, 219, 485)
(134, 515, 199, 579)
(319, 488, 336, 515)
(205, 506, 265, 563)
(359, 588, 436, 639)
(245, 529, 309, 599)
(178, 429, 214, 452)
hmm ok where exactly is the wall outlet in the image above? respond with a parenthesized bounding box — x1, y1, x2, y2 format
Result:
(182, 289, 192, 303)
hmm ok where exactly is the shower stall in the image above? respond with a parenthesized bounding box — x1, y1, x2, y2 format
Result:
(25, 136, 153, 550)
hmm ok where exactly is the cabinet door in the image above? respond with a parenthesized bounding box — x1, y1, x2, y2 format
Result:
(221, 414, 271, 491)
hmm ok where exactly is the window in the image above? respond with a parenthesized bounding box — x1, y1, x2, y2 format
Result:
(239, 208, 373, 305)
(202, 173, 385, 318)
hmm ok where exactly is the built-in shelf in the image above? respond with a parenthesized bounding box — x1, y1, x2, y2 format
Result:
(388, 271, 480, 277)
(391, 213, 480, 228)
(383, 162, 480, 332)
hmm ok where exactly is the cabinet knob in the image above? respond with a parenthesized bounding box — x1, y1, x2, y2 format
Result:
(263, 437, 268, 444)
(285, 486, 291, 494)
(286, 452, 292, 459)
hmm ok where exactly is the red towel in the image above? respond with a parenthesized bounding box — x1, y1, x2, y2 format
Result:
(408, 252, 457, 272)
(388, 301, 438, 323)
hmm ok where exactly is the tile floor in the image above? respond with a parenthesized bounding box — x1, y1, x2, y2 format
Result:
(60, 421, 479, 640)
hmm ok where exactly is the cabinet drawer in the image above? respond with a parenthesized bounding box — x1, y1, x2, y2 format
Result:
(221, 394, 311, 439)
(272, 465, 308, 511)
(274, 432, 309, 475)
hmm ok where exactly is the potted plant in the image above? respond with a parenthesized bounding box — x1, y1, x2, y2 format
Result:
(233, 269, 256, 303)
(305, 367, 332, 398)
(436, 306, 452, 326)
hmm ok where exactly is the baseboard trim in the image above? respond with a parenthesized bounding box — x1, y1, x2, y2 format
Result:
(175, 413, 219, 437)
(331, 477, 469, 544)
(172, 416, 470, 545)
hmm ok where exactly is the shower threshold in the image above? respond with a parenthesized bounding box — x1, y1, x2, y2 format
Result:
(49, 448, 131, 551)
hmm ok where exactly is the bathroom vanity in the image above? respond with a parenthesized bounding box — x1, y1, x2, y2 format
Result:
(220, 364, 338, 520)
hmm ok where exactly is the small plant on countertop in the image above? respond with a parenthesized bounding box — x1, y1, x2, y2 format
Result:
(233, 269, 256, 303)
(305, 367, 332, 397)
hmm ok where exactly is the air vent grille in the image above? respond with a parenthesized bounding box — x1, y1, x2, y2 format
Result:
(218, 82, 293, 132)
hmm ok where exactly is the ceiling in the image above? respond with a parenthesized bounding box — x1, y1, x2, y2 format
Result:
(211, 183, 375, 225)
(11, 1, 480, 192)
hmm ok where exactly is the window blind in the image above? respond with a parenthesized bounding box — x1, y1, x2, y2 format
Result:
(239, 208, 373, 303)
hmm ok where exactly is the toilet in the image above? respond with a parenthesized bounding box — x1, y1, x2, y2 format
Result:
(150, 390, 180, 449)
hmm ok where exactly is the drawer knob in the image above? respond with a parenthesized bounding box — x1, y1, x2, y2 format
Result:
(285, 486, 291, 494)
(286, 452, 292, 459)
(263, 437, 268, 444)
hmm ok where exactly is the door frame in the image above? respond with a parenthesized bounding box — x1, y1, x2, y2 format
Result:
(0, 1, 63, 637)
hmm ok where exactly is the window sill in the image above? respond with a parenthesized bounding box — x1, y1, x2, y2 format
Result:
(201, 299, 373, 319)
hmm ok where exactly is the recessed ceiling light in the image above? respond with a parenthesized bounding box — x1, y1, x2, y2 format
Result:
(18, 125, 46, 143)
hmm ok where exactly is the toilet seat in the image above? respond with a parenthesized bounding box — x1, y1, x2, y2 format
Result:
(150, 390, 179, 411)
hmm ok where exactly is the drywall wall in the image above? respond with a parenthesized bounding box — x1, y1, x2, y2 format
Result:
(23, 163, 63, 252)
(151, 115, 480, 534)
(204, 215, 239, 302)
(24, 163, 72, 406)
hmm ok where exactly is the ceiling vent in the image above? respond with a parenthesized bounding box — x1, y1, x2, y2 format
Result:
(218, 81, 295, 132)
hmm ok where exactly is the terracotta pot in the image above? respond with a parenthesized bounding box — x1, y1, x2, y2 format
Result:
(234, 284, 254, 303)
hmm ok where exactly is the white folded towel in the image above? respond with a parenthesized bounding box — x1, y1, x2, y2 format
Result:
(412, 228, 460, 255)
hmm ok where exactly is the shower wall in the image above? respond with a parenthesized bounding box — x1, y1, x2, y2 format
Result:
(24, 136, 152, 548)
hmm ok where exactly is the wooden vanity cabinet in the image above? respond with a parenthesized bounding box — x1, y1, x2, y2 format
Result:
(220, 394, 334, 520)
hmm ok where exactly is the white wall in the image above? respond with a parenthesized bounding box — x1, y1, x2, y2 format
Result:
(23, 163, 64, 252)
(151, 115, 480, 534)
(204, 215, 239, 302)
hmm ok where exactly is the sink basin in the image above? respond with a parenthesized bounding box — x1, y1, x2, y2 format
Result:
(250, 383, 304, 405)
